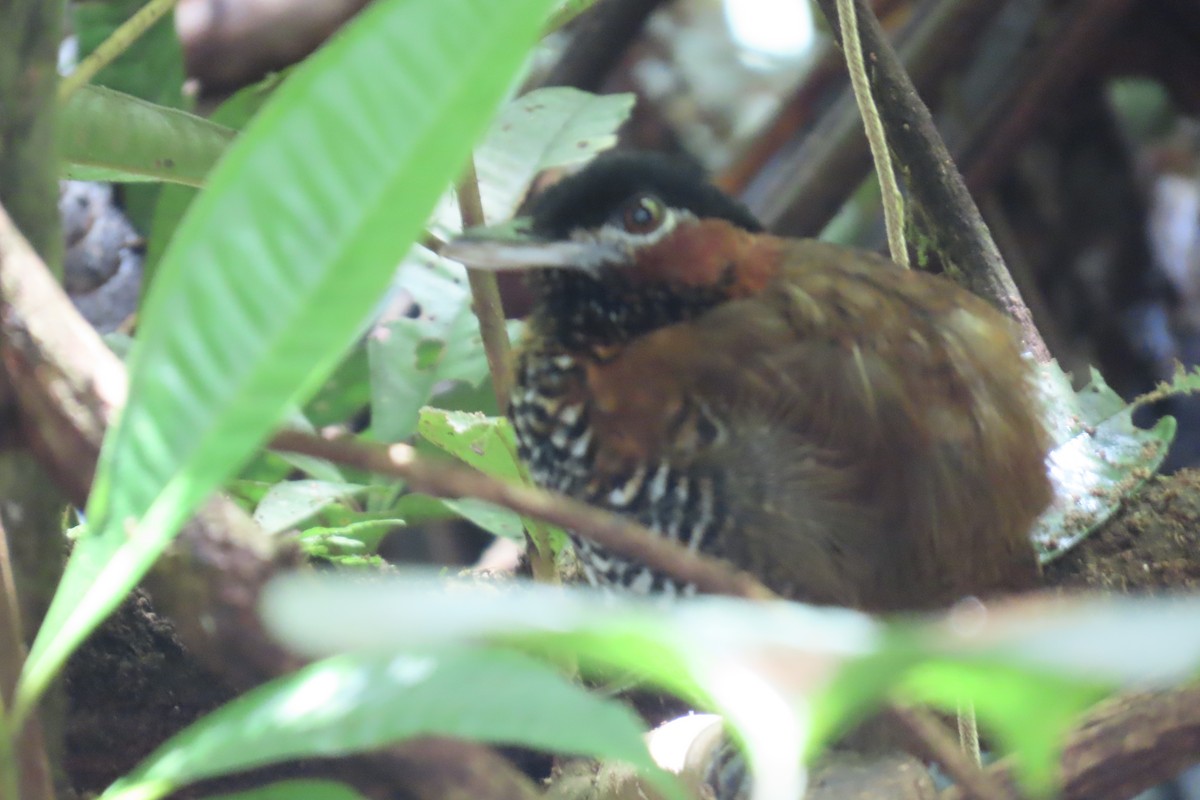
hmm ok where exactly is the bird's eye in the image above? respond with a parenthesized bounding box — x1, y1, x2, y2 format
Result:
(621, 195, 666, 234)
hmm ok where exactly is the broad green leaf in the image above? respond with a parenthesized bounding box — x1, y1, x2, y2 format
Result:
(368, 256, 493, 441)
(261, 574, 882, 800)
(59, 85, 235, 186)
(263, 574, 1200, 800)
(16, 0, 558, 725)
(477, 87, 633, 217)
(143, 71, 287, 297)
(429, 87, 633, 241)
(253, 480, 368, 536)
(1032, 364, 1174, 562)
(101, 648, 670, 800)
(211, 780, 368, 800)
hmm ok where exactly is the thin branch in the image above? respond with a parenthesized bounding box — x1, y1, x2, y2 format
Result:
(456, 158, 514, 410)
(811, 0, 1047, 362)
(740, 0, 1008, 235)
(0, 200, 298, 690)
(940, 688, 1200, 800)
(887, 705, 1010, 800)
(454, 162, 561, 583)
(58, 0, 181, 102)
(270, 429, 778, 601)
(835, 0, 908, 268)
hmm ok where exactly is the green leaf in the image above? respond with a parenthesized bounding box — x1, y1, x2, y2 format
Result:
(253, 480, 368, 536)
(417, 408, 565, 548)
(416, 409, 529, 541)
(143, 71, 288, 297)
(441, 498, 525, 541)
(101, 648, 668, 800)
(262, 575, 1200, 800)
(1032, 364, 1174, 562)
(210, 780, 369, 800)
(261, 573, 881, 798)
(472, 87, 634, 223)
(304, 344, 371, 428)
(59, 85, 236, 186)
(428, 87, 633, 241)
(418, 408, 524, 480)
(271, 411, 346, 484)
(368, 256, 492, 441)
(900, 661, 1103, 796)
(72, 0, 189, 230)
(16, 0, 558, 725)
(73, 0, 187, 110)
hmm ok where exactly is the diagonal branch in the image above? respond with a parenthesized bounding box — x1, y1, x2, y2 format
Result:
(269, 429, 777, 601)
(0, 201, 299, 689)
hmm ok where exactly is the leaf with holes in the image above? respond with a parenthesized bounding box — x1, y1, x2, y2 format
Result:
(1032, 363, 1174, 562)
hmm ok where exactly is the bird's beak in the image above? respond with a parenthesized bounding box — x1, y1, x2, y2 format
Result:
(443, 218, 622, 271)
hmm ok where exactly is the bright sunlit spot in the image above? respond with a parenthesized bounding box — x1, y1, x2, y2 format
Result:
(722, 0, 815, 61)
(276, 665, 365, 723)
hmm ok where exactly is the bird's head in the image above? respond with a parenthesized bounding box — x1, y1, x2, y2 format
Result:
(445, 152, 781, 350)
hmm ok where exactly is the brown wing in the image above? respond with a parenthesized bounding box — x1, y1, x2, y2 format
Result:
(582, 239, 1049, 610)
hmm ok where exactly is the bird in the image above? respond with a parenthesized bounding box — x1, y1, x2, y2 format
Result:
(445, 151, 1051, 612)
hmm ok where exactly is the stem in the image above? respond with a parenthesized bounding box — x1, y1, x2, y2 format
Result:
(0, 520, 56, 800)
(454, 161, 561, 582)
(456, 158, 514, 410)
(58, 0, 180, 102)
(271, 429, 777, 601)
(835, 0, 908, 267)
(887, 705, 1006, 800)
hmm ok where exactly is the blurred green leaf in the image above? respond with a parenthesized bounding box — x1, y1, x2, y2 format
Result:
(901, 661, 1103, 795)
(427, 87, 634, 241)
(442, 498, 525, 542)
(263, 574, 1200, 799)
(417, 408, 565, 549)
(211, 780, 369, 800)
(144, 71, 288, 297)
(59, 85, 235, 186)
(72, 0, 189, 230)
(73, 0, 187, 109)
(305, 344, 371, 428)
(17, 0, 559, 725)
(102, 648, 671, 800)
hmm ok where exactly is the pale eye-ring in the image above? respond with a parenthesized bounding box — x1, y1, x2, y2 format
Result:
(620, 194, 667, 234)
